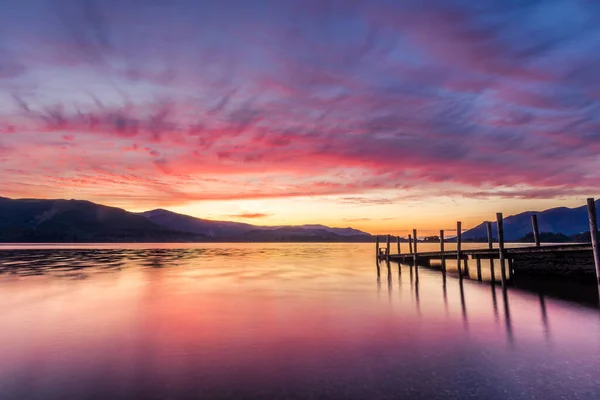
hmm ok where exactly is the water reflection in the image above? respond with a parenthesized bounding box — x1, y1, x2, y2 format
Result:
(0, 244, 599, 400)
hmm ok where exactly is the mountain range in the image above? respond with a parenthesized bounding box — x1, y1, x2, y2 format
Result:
(461, 199, 600, 241)
(0, 197, 371, 242)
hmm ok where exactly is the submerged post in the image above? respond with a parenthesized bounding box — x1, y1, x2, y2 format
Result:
(586, 198, 600, 286)
(375, 235, 380, 259)
(457, 221, 462, 279)
(497, 213, 507, 286)
(440, 230, 446, 274)
(531, 214, 541, 247)
(397, 236, 401, 254)
(476, 256, 482, 281)
(408, 234, 413, 255)
(386, 234, 391, 261)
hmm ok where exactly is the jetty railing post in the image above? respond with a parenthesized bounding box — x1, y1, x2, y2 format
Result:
(397, 236, 401, 254)
(440, 230, 446, 274)
(497, 213, 507, 286)
(586, 198, 600, 286)
(413, 229, 419, 282)
(486, 221, 495, 283)
(457, 221, 462, 279)
(386, 234, 391, 261)
(531, 214, 541, 247)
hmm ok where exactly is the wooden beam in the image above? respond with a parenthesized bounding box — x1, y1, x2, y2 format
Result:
(497, 213, 507, 286)
(386, 234, 391, 261)
(408, 234, 413, 255)
(476, 256, 482, 281)
(587, 198, 600, 286)
(397, 236, 401, 254)
(531, 214, 541, 247)
(457, 221, 462, 279)
(440, 229, 446, 274)
(413, 229, 419, 282)
(486, 220, 495, 284)
(375, 235, 380, 259)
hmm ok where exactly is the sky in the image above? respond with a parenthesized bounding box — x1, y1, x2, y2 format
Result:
(1, 0, 599, 235)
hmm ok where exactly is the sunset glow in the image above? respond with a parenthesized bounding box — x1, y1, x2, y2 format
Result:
(1, 0, 599, 234)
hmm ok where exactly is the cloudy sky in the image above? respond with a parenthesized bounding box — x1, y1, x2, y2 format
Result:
(1, 0, 599, 234)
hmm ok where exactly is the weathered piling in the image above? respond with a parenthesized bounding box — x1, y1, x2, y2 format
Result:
(440, 230, 446, 274)
(476, 256, 482, 281)
(413, 228, 419, 282)
(531, 214, 541, 247)
(397, 236, 401, 254)
(486, 221, 495, 282)
(375, 235, 380, 259)
(586, 198, 600, 286)
(386, 234, 391, 261)
(497, 213, 507, 286)
(408, 234, 413, 255)
(456, 221, 462, 279)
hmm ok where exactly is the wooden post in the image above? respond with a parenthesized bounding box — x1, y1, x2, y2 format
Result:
(408, 234, 413, 255)
(531, 214, 541, 247)
(375, 235, 380, 259)
(397, 236, 401, 254)
(386, 234, 391, 261)
(413, 229, 419, 283)
(456, 221, 462, 279)
(497, 213, 507, 286)
(476, 256, 482, 281)
(486, 221, 495, 283)
(440, 230, 446, 274)
(587, 198, 600, 286)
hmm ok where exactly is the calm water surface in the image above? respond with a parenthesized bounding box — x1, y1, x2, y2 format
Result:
(0, 243, 599, 399)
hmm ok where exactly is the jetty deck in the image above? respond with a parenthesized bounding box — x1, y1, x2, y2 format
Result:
(375, 198, 600, 287)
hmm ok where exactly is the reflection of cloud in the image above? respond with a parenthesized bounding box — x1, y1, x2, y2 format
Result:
(1, 0, 600, 206)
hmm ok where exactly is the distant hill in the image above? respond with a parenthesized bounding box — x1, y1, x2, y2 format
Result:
(140, 209, 372, 241)
(462, 200, 600, 241)
(0, 197, 198, 242)
(0, 197, 371, 242)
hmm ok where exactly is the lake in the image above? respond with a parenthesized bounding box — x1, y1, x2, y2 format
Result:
(1, 243, 599, 399)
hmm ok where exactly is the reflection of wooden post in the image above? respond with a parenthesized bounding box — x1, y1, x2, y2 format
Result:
(375, 235, 380, 259)
(531, 214, 541, 247)
(408, 234, 413, 255)
(476, 256, 482, 281)
(457, 221, 462, 279)
(587, 198, 600, 286)
(440, 230, 446, 274)
(386, 234, 391, 261)
(497, 213, 507, 286)
(397, 236, 401, 254)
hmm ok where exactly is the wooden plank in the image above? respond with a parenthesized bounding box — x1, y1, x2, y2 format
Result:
(440, 230, 446, 274)
(457, 221, 462, 279)
(531, 214, 541, 247)
(386, 234, 391, 261)
(587, 198, 600, 286)
(497, 213, 507, 286)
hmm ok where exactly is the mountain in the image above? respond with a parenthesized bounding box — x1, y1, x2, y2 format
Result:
(140, 209, 372, 241)
(0, 197, 371, 242)
(462, 200, 600, 241)
(0, 197, 199, 242)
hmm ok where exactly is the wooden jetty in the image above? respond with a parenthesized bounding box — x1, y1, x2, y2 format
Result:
(376, 198, 600, 287)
